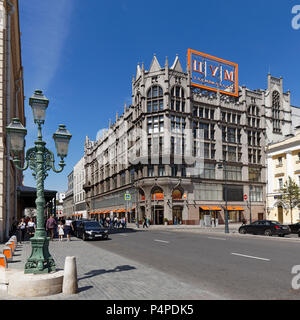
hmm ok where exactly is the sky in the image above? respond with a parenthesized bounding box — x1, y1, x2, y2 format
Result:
(19, 0, 300, 192)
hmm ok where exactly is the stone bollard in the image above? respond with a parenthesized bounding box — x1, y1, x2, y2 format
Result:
(0, 254, 7, 269)
(62, 256, 78, 295)
(5, 242, 14, 254)
(9, 239, 16, 250)
(2, 247, 13, 262)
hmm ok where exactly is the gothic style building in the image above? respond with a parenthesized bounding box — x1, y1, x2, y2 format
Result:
(83, 53, 295, 225)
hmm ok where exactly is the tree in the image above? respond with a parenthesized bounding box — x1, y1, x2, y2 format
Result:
(280, 176, 300, 224)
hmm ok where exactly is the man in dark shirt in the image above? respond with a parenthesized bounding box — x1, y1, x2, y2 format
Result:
(46, 215, 57, 241)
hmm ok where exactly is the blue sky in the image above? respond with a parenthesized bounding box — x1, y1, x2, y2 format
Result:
(19, 0, 300, 192)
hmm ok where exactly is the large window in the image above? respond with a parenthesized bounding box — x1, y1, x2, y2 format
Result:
(147, 116, 164, 134)
(171, 86, 185, 112)
(171, 116, 186, 133)
(147, 86, 164, 112)
(195, 183, 222, 201)
(249, 167, 261, 182)
(272, 91, 281, 132)
(250, 186, 263, 202)
(224, 185, 243, 201)
(224, 165, 242, 181)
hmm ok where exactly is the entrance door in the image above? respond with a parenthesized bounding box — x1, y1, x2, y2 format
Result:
(152, 206, 164, 225)
(173, 207, 183, 225)
(278, 206, 283, 224)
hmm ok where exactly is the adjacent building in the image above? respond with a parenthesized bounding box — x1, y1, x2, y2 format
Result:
(266, 127, 300, 224)
(0, 0, 25, 241)
(83, 53, 295, 225)
(63, 170, 74, 218)
(73, 157, 87, 219)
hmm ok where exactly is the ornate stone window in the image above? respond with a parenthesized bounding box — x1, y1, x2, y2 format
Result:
(272, 91, 281, 132)
(147, 85, 163, 112)
(170, 86, 185, 112)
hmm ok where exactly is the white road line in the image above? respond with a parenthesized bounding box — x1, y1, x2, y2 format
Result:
(231, 253, 270, 261)
(154, 239, 170, 244)
(207, 237, 226, 241)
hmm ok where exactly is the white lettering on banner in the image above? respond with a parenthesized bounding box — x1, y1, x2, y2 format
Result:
(292, 5, 300, 30)
(291, 265, 300, 289)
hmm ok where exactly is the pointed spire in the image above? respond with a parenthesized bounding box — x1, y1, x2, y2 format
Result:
(132, 74, 135, 83)
(124, 102, 127, 113)
(136, 62, 141, 79)
(149, 54, 161, 72)
(109, 119, 112, 129)
(171, 54, 183, 72)
(165, 56, 169, 68)
(141, 62, 145, 72)
(116, 112, 119, 121)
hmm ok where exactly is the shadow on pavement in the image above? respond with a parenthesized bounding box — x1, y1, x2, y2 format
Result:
(78, 265, 136, 281)
(78, 285, 93, 293)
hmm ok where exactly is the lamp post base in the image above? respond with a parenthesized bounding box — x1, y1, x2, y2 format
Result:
(24, 236, 56, 274)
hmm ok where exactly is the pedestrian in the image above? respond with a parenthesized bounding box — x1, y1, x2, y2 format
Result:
(57, 221, 64, 241)
(9, 217, 18, 237)
(143, 217, 148, 228)
(64, 217, 74, 241)
(146, 217, 150, 228)
(18, 218, 26, 243)
(242, 218, 246, 225)
(46, 215, 57, 241)
(27, 217, 36, 238)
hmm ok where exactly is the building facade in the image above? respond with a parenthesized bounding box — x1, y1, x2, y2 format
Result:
(63, 171, 74, 218)
(84, 54, 294, 225)
(0, 0, 25, 241)
(73, 157, 87, 219)
(266, 127, 300, 224)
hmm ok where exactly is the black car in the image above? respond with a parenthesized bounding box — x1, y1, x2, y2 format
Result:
(77, 220, 109, 241)
(288, 222, 300, 235)
(239, 220, 290, 237)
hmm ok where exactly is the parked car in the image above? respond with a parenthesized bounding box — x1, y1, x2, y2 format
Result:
(288, 222, 300, 236)
(239, 220, 290, 237)
(77, 220, 109, 241)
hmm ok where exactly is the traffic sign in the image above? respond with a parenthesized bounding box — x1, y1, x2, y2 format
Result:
(125, 193, 131, 201)
(244, 195, 248, 200)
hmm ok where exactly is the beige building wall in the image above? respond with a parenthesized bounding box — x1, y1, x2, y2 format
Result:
(267, 130, 300, 224)
(0, 0, 25, 241)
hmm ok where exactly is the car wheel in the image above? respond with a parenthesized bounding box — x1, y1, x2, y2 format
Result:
(239, 228, 246, 234)
(264, 229, 272, 236)
(82, 233, 86, 241)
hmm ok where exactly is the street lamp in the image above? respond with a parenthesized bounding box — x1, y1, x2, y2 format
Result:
(6, 90, 72, 274)
(217, 160, 229, 234)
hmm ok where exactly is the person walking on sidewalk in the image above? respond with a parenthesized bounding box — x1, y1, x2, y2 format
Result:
(58, 221, 64, 241)
(46, 215, 57, 241)
(18, 218, 26, 243)
(64, 217, 74, 241)
(143, 216, 148, 228)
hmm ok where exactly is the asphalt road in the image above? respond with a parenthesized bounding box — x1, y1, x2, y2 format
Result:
(89, 229, 300, 300)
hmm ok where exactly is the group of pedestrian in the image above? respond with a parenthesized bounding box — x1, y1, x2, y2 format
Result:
(99, 216, 127, 229)
(45, 215, 74, 241)
(9, 216, 37, 243)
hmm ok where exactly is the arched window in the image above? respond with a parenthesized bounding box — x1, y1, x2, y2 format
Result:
(172, 189, 183, 200)
(272, 91, 281, 132)
(147, 86, 163, 112)
(171, 86, 185, 112)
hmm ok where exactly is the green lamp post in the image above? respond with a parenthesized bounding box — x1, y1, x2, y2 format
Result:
(6, 90, 72, 274)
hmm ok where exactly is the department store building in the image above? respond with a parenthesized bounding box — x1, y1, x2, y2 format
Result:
(83, 51, 297, 225)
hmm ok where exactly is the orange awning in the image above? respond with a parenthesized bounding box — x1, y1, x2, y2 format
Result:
(233, 207, 244, 211)
(210, 206, 222, 211)
(200, 206, 211, 211)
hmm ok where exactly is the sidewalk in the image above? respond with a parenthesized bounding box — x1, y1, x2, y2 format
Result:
(127, 222, 241, 234)
(0, 235, 227, 300)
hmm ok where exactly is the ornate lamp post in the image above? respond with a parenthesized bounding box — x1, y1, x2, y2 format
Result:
(6, 90, 72, 274)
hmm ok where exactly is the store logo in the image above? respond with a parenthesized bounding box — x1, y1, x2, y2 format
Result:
(292, 5, 300, 30)
(188, 49, 239, 97)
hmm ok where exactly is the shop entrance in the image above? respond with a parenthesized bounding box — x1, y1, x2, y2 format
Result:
(278, 206, 283, 224)
(172, 206, 183, 224)
(152, 206, 164, 225)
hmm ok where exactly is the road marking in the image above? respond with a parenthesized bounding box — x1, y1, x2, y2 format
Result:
(207, 237, 226, 241)
(117, 234, 128, 236)
(231, 253, 270, 261)
(154, 239, 170, 244)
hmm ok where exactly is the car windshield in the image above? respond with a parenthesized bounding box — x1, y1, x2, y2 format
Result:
(271, 221, 281, 225)
(84, 222, 101, 229)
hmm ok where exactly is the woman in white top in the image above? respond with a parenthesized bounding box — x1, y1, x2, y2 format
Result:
(27, 218, 36, 238)
(64, 218, 74, 241)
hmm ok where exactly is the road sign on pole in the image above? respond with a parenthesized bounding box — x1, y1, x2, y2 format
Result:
(125, 193, 131, 201)
(244, 195, 248, 200)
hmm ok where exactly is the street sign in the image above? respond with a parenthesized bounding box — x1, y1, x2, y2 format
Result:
(244, 195, 248, 200)
(125, 193, 131, 201)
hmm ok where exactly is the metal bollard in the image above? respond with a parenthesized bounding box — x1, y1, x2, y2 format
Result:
(9, 239, 16, 250)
